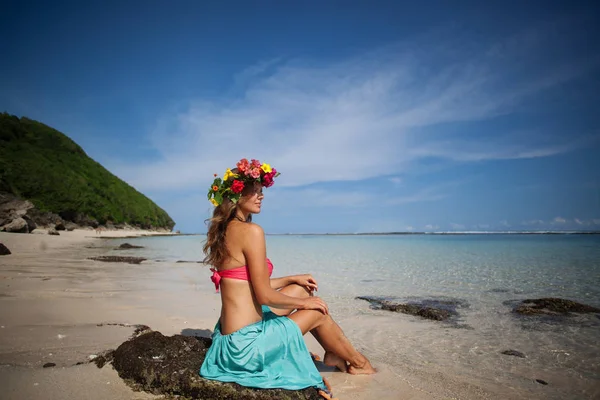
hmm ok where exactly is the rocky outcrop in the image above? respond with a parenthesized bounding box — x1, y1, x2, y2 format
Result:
(88, 256, 147, 264)
(0, 193, 35, 233)
(0, 192, 172, 233)
(511, 298, 600, 316)
(356, 296, 466, 321)
(0, 243, 10, 255)
(1, 217, 28, 233)
(100, 330, 323, 400)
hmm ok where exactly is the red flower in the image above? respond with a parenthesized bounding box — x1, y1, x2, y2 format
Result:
(262, 168, 277, 187)
(231, 180, 245, 193)
(262, 174, 274, 187)
(236, 158, 249, 174)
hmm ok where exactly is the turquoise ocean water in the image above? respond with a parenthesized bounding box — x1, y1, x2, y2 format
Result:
(106, 233, 600, 399)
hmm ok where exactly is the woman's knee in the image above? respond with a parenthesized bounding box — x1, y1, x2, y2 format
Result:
(282, 283, 312, 298)
(289, 309, 330, 334)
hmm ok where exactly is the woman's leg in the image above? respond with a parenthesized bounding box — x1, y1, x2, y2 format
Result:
(272, 284, 375, 375)
(288, 308, 376, 375)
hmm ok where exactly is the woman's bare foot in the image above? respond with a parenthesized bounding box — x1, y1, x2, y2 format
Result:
(347, 355, 377, 375)
(323, 351, 347, 372)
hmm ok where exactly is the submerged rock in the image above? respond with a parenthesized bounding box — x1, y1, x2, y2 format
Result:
(511, 298, 600, 316)
(356, 296, 465, 321)
(88, 256, 147, 264)
(102, 330, 323, 400)
(0, 243, 10, 255)
(116, 243, 145, 249)
(501, 350, 526, 358)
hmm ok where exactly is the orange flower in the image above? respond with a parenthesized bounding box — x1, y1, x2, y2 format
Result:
(212, 185, 219, 191)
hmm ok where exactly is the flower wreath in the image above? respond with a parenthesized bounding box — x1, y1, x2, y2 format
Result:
(207, 158, 280, 206)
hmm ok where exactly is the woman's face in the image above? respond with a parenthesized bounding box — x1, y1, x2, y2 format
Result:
(238, 183, 264, 214)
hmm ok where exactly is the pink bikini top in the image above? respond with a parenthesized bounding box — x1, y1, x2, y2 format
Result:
(210, 258, 274, 292)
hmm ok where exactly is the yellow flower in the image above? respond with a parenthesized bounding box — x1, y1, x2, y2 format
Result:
(223, 168, 238, 181)
(261, 163, 272, 173)
(210, 198, 219, 206)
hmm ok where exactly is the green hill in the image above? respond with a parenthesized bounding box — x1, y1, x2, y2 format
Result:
(0, 112, 175, 230)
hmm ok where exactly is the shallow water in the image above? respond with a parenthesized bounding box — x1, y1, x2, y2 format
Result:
(104, 233, 600, 399)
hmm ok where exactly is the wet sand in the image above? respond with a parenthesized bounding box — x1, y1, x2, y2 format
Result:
(0, 229, 498, 399)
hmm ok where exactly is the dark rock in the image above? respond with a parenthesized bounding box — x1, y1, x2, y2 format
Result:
(501, 350, 526, 358)
(23, 215, 37, 232)
(55, 222, 66, 231)
(117, 243, 145, 249)
(43, 362, 56, 368)
(0, 243, 10, 255)
(356, 296, 464, 321)
(93, 350, 115, 368)
(25, 208, 63, 228)
(106, 330, 322, 399)
(176, 260, 203, 263)
(535, 379, 548, 385)
(88, 256, 147, 264)
(512, 298, 600, 316)
(48, 228, 60, 235)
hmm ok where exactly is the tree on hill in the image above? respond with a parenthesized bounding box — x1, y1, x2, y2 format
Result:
(0, 112, 175, 230)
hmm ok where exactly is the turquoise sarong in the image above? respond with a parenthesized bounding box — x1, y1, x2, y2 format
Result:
(200, 306, 327, 391)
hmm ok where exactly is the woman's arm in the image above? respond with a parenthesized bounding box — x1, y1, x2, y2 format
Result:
(270, 276, 294, 290)
(243, 224, 328, 313)
(270, 274, 318, 291)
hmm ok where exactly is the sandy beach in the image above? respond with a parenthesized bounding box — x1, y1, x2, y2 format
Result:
(0, 230, 501, 400)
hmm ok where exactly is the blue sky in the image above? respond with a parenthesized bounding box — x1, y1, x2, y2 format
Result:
(1, 1, 599, 233)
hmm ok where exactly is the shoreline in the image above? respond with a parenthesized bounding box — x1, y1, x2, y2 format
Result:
(0, 230, 566, 399)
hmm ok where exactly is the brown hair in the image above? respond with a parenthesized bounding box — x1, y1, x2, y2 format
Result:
(202, 188, 255, 267)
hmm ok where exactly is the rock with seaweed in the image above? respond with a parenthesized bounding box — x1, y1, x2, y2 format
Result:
(88, 256, 147, 264)
(510, 298, 600, 316)
(356, 296, 466, 321)
(98, 329, 324, 400)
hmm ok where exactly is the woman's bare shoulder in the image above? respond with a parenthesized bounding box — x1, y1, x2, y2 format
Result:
(240, 222, 264, 239)
(228, 222, 264, 240)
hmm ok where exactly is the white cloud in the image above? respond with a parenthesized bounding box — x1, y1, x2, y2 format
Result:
(424, 224, 439, 230)
(553, 216, 567, 224)
(522, 219, 545, 226)
(450, 223, 465, 230)
(110, 22, 596, 192)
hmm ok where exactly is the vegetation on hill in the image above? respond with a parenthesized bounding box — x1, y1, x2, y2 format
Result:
(0, 112, 175, 229)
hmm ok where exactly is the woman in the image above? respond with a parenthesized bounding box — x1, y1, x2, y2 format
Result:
(199, 158, 375, 398)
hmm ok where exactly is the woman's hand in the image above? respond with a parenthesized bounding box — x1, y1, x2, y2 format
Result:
(293, 274, 318, 293)
(300, 296, 329, 315)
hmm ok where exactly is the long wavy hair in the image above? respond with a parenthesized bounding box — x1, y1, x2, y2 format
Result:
(202, 190, 254, 268)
